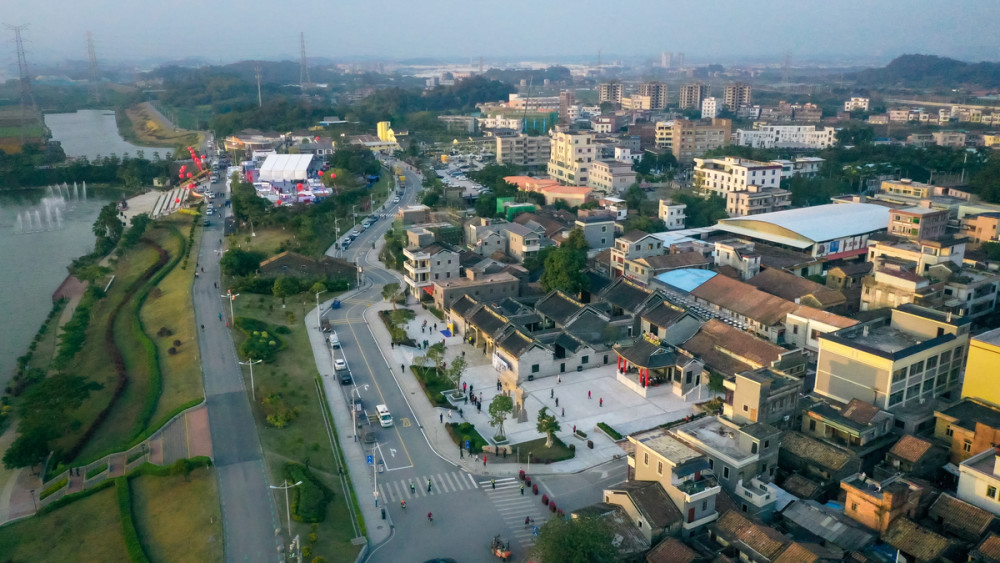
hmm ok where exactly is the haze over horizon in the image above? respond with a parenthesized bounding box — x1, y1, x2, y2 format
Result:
(3, 0, 1000, 67)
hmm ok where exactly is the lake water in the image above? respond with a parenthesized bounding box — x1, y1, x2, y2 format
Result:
(45, 110, 166, 161)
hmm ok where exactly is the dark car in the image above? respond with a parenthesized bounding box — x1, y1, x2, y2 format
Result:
(339, 371, 352, 385)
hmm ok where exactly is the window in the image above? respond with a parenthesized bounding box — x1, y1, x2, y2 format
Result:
(907, 384, 920, 399)
(926, 356, 938, 369)
(531, 364, 539, 374)
(922, 379, 934, 393)
(743, 404, 749, 412)
(954, 345, 964, 357)
(964, 440, 973, 453)
(657, 461, 663, 475)
(945, 427, 954, 437)
(702, 500, 708, 511)
(892, 367, 907, 383)
(851, 502, 859, 511)
(809, 420, 817, 431)
(764, 440, 770, 449)
(911, 361, 924, 375)
(751, 442, 758, 454)
(989, 486, 998, 499)
(792, 325, 799, 335)
(708, 459, 714, 469)
(940, 350, 952, 363)
(581, 356, 589, 364)
(889, 391, 904, 406)
(723, 467, 730, 479)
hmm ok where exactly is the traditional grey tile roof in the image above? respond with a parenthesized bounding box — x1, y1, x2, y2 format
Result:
(884, 518, 951, 562)
(467, 305, 508, 336)
(780, 432, 856, 471)
(927, 493, 995, 542)
(563, 308, 613, 344)
(780, 501, 875, 551)
(535, 291, 584, 325)
(601, 277, 657, 314)
(496, 328, 538, 357)
(641, 300, 690, 328)
(615, 339, 690, 369)
(614, 481, 683, 529)
(450, 295, 479, 317)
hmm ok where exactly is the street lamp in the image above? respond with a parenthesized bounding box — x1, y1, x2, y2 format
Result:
(372, 441, 380, 507)
(314, 289, 327, 331)
(352, 204, 358, 227)
(351, 386, 362, 442)
(238, 358, 262, 401)
(270, 480, 303, 537)
(220, 290, 240, 325)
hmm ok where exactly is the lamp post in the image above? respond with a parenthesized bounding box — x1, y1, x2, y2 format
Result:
(238, 358, 262, 401)
(220, 289, 239, 325)
(270, 480, 303, 537)
(314, 289, 326, 331)
(372, 441, 380, 507)
(352, 204, 358, 227)
(351, 386, 362, 442)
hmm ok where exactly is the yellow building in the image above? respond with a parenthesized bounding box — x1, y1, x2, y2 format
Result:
(377, 121, 397, 143)
(961, 328, 1000, 407)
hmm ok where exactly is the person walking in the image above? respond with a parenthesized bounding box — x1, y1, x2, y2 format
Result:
(524, 516, 531, 528)
(463, 382, 467, 393)
(588, 390, 591, 399)
(562, 407, 565, 417)
(483, 455, 488, 467)
(555, 397, 559, 407)
(439, 412, 443, 423)
(427, 479, 432, 492)
(557, 375, 561, 384)
(469, 384, 474, 395)
(410, 482, 415, 494)
(600, 397, 603, 407)
(520, 483, 525, 495)
(491, 479, 495, 490)
(550, 389, 554, 399)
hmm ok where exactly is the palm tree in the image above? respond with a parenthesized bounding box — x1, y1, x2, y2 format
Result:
(536, 407, 560, 448)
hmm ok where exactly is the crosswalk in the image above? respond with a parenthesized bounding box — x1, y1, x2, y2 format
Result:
(479, 477, 550, 549)
(377, 471, 479, 502)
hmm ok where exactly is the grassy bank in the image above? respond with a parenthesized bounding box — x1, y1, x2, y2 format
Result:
(129, 466, 222, 562)
(119, 104, 202, 149)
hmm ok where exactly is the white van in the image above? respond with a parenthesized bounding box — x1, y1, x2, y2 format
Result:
(376, 404, 393, 427)
(328, 331, 340, 348)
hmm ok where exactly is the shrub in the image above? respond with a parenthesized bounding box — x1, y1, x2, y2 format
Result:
(597, 422, 623, 440)
(284, 463, 334, 523)
(167, 347, 178, 355)
(157, 327, 172, 337)
(39, 478, 68, 500)
(172, 339, 181, 347)
(116, 477, 151, 562)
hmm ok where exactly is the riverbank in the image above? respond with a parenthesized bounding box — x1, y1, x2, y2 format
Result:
(119, 104, 203, 149)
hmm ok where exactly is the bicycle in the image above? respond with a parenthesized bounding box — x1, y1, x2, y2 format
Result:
(427, 512, 433, 524)
(400, 500, 406, 510)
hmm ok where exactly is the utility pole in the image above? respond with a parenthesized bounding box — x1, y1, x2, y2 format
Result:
(314, 289, 326, 331)
(7, 24, 36, 144)
(238, 358, 262, 401)
(254, 64, 262, 108)
(269, 480, 303, 538)
(220, 290, 240, 325)
(87, 31, 101, 104)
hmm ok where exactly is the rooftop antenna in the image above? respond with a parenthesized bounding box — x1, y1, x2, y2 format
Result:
(86, 31, 101, 104)
(254, 64, 263, 107)
(6, 24, 36, 144)
(299, 32, 311, 91)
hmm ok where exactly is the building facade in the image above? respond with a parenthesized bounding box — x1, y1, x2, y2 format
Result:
(496, 134, 551, 168)
(888, 205, 949, 241)
(694, 157, 782, 198)
(701, 97, 719, 119)
(723, 83, 752, 110)
(548, 129, 596, 186)
(638, 81, 668, 110)
(403, 243, 461, 297)
(658, 199, 688, 230)
(678, 83, 709, 110)
(725, 185, 792, 217)
(735, 125, 838, 150)
(598, 82, 624, 105)
(844, 97, 871, 112)
(589, 160, 637, 194)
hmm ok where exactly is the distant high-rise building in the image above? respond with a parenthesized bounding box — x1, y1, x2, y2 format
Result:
(723, 83, 752, 110)
(637, 82, 668, 110)
(702, 97, 720, 119)
(661, 51, 672, 68)
(678, 82, 709, 110)
(558, 90, 575, 126)
(598, 82, 624, 105)
(676, 52, 685, 67)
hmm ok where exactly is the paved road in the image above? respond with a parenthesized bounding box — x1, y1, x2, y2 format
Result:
(195, 146, 281, 562)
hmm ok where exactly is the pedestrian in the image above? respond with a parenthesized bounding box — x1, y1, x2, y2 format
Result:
(390, 342, 394, 349)
(477, 401, 482, 413)
(459, 408, 463, 417)
(447, 410, 452, 419)
(463, 382, 467, 393)
(562, 407, 565, 417)
(427, 479, 432, 492)
(470, 384, 474, 395)
(525, 516, 531, 528)
(573, 425, 576, 434)
(557, 375, 561, 384)
(550, 389, 554, 399)
(459, 448, 464, 459)
(213, 282, 217, 288)
(440, 412, 443, 423)
(410, 482, 415, 494)
(483, 455, 488, 467)
(600, 397, 603, 407)
(401, 364, 405, 372)
(520, 483, 525, 495)
(588, 390, 591, 399)
(479, 392, 482, 402)
(497, 379, 501, 391)
(219, 313, 223, 321)
(491, 479, 495, 490)
(555, 397, 559, 407)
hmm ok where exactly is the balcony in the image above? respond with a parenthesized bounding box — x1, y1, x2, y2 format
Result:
(674, 476, 721, 503)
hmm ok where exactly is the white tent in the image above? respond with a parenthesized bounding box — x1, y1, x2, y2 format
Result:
(257, 154, 314, 182)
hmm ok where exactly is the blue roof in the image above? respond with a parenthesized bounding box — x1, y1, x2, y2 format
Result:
(654, 269, 717, 293)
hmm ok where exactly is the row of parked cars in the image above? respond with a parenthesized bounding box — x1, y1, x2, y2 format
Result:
(340, 214, 381, 250)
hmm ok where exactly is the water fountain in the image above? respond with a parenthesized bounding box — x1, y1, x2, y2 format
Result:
(34, 210, 43, 231)
(55, 206, 63, 229)
(82, 181, 87, 201)
(15, 213, 23, 234)
(73, 182, 79, 201)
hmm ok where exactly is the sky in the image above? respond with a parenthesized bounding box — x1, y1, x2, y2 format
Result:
(3, 0, 1000, 67)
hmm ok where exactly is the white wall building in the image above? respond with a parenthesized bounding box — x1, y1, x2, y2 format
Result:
(844, 97, 871, 112)
(770, 157, 825, 180)
(658, 199, 687, 230)
(701, 97, 720, 119)
(693, 157, 782, 198)
(735, 125, 838, 150)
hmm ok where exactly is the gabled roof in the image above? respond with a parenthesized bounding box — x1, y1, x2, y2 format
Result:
(615, 339, 692, 369)
(496, 328, 540, 357)
(563, 308, 613, 345)
(927, 493, 995, 542)
(773, 542, 825, 562)
(620, 229, 652, 243)
(450, 294, 479, 317)
(788, 305, 858, 329)
(747, 268, 846, 308)
(614, 481, 683, 529)
(680, 319, 788, 376)
(780, 432, 856, 471)
(973, 533, 1000, 562)
(645, 537, 699, 563)
(641, 301, 691, 329)
(690, 275, 798, 326)
(637, 251, 712, 271)
(467, 305, 508, 336)
(889, 435, 934, 464)
(884, 518, 951, 561)
(513, 211, 571, 239)
(780, 500, 875, 551)
(534, 291, 584, 326)
(714, 510, 790, 561)
(601, 277, 657, 314)
(781, 474, 822, 499)
(841, 399, 880, 424)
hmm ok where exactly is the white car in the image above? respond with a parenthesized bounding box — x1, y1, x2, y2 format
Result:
(334, 358, 347, 371)
(393, 197, 400, 203)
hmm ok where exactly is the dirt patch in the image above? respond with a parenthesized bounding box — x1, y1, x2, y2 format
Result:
(124, 104, 202, 148)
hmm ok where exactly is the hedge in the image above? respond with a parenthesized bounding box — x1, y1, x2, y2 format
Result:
(284, 463, 334, 523)
(86, 465, 107, 480)
(597, 422, 623, 440)
(39, 478, 68, 500)
(37, 478, 114, 515)
(446, 422, 488, 454)
(115, 477, 151, 563)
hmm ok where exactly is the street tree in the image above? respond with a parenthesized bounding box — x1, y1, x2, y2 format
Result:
(425, 342, 446, 374)
(488, 394, 514, 441)
(539, 246, 589, 294)
(220, 248, 265, 276)
(272, 276, 299, 306)
(444, 356, 467, 389)
(381, 282, 403, 310)
(536, 407, 561, 448)
(531, 515, 617, 563)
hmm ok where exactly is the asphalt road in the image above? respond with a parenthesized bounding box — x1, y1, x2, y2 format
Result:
(195, 146, 282, 562)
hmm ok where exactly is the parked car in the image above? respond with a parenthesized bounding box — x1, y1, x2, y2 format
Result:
(328, 331, 340, 348)
(334, 358, 347, 371)
(339, 370, 352, 385)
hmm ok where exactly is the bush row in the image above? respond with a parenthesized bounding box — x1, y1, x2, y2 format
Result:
(446, 422, 487, 454)
(597, 422, 623, 440)
(39, 478, 68, 500)
(284, 463, 334, 523)
(38, 478, 114, 515)
(230, 275, 350, 296)
(53, 287, 101, 370)
(115, 477, 151, 563)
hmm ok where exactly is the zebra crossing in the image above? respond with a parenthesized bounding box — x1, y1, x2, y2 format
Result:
(377, 471, 479, 502)
(479, 477, 550, 549)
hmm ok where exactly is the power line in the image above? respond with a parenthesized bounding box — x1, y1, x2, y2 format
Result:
(87, 31, 101, 103)
(6, 24, 36, 145)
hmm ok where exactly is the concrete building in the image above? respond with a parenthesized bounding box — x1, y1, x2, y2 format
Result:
(589, 160, 637, 194)
(726, 185, 792, 217)
(700, 96, 719, 119)
(627, 434, 722, 536)
(962, 212, 1000, 244)
(723, 367, 804, 430)
(962, 328, 1000, 407)
(658, 199, 687, 230)
(722, 83, 752, 110)
(779, 431, 863, 497)
(844, 97, 871, 112)
(654, 118, 732, 163)
(431, 272, 519, 311)
(784, 304, 858, 354)
(601, 482, 682, 546)
(713, 239, 761, 280)
(638, 81, 668, 110)
(548, 129, 596, 186)
(477, 114, 522, 132)
(500, 223, 543, 262)
(934, 398, 1000, 464)
(558, 90, 575, 126)
(888, 204, 949, 240)
(678, 83, 709, 110)
(841, 473, 923, 533)
(403, 243, 461, 298)
(735, 125, 838, 150)
(610, 231, 666, 278)
(814, 304, 970, 411)
(958, 448, 1000, 516)
(598, 82, 624, 105)
(495, 134, 551, 168)
(770, 157, 824, 179)
(574, 209, 616, 251)
(801, 398, 895, 452)
(693, 157, 782, 198)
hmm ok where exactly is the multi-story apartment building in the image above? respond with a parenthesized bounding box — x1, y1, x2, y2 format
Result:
(598, 82, 624, 105)
(678, 83, 709, 110)
(693, 157, 782, 198)
(637, 81, 668, 110)
(701, 97, 719, 119)
(589, 160, 636, 194)
(722, 83, 751, 110)
(621, 95, 652, 111)
(888, 204, 949, 240)
(962, 327, 1000, 406)
(841, 473, 923, 533)
(558, 90, 575, 126)
(844, 97, 871, 112)
(658, 199, 687, 230)
(574, 209, 616, 251)
(725, 185, 792, 217)
(501, 223, 543, 262)
(476, 115, 522, 132)
(958, 448, 1000, 516)
(770, 157, 824, 179)
(403, 243, 461, 297)
(934, 398, 1000, 464)
(495, 134, 551, 168)
(610, 231, 666, 278)
(735, 125, 837, 150)
(547, 129, 595, 186)
(815, 304, 970, 412)
(712, 239, 761, 280)
(431, 272, 519, 311)
(627, 434, 722, 536)
(962, 212, 1000, 244)
(933, 131, 967, 148)
(723, 367, 804, 429)
(667, 118, 732, 163)
(867, 235, 966, 276)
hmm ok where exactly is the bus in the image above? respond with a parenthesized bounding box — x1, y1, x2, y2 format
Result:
(376, 404, 393, 427)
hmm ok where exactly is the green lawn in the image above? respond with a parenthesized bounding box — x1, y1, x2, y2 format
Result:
(512, 437, 576, 465)
(129, 466, 222, 563)
(0, 481, 128, 562)
(411, 365, 455, 407)
(227, 228, 292, 260)
(230, 292, 361, 562)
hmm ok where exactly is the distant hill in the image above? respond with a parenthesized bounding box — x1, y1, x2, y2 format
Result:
(852, 54, 1000, 88)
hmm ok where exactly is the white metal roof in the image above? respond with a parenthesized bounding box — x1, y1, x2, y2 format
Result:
(717, 203, 889, 245)
(258, 154, 314, 182)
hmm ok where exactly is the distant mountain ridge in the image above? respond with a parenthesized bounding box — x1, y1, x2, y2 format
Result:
(852, 54, 1000, 88)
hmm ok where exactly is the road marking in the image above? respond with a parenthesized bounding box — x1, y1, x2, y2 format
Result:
(400, 417, 411, 427)
(389, 448, 397, 458)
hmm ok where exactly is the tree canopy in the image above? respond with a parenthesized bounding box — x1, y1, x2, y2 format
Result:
(540, 229, 589, 294)
(531, 515, 617, 563)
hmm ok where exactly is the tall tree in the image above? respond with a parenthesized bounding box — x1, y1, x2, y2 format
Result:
(444, 356, 467, 389)
(531, 515, 617, 563)
(272, 276, 299, 306)
(425, 342, 446, 374)
(540, 247, 589, 294)
(380, 282, 403, 310)
(536, 407, 561, 448)
(488, 395, 514, 441)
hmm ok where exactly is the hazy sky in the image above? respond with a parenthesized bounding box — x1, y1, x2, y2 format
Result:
(4, 0, 1000, 66)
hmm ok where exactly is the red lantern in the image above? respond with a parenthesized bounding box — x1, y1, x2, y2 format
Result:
(296, 183, 304, 192)
(318, 170, 323, 176)
(315, 136, 320, 141)
(330, 173, 336, 179)
(187, 173, 193, 178)
(175, 197, 180, 203)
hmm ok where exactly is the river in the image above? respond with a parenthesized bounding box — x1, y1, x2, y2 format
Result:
(44, 110, 169, 162)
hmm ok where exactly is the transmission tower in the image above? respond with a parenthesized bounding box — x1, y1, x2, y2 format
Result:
(254, 64, 263, 107)
(781, 51, 791, 86)
(6, 24, 36, 144)
(299, 32, 311, 91)
(87, 31, 101, 103)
